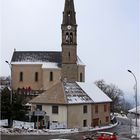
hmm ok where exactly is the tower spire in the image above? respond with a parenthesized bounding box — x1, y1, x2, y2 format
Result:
(61, 0, 78, 82)
(62, 0, 76, 25)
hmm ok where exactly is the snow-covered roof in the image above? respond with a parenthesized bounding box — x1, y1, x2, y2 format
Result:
(11, 51, 84, 68)
(64, 82, 93, 104)
(11, 62, 60, 69)
(129, 106, 140, 115)
(11, 51, 61, 63)
(77, 57, 85, 66)
(11, 62, 44, 65)
(42, 63, 60, 69)
(30, 81, 112, 105)
(77, 82, 112, 103)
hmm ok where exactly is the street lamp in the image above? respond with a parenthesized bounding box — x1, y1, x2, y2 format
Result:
(127, 70, 138, 128)
(5, 61, 12, 104)
(5, 60, 13, 127)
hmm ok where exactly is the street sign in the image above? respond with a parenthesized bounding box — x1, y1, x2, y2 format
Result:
(34, 110, 46, 116)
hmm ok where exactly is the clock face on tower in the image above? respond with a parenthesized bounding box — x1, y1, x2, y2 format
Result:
(67, 25, 71, 30)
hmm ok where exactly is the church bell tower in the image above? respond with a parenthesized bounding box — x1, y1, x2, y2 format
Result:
(61, 0, 78, 81)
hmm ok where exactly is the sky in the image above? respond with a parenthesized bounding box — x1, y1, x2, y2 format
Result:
(0, 0, 139, 103)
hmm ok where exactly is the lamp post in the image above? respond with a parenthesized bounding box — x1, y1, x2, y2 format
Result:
(5, 60, 12, 127)
(127, 70, 138, 128)
(5, 61, 12, 104)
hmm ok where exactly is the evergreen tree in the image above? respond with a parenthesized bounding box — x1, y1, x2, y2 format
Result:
(1, 87, 28, 126)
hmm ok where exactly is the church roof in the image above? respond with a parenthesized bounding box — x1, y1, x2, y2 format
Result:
(11, 51, 61, 64)
(11, 51, 85, 66)
(62, 0, 76, 25)
(30, 81, 112, 105)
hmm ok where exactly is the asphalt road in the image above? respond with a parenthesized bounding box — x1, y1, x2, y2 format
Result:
(1, 117, 139, 140)
(108, 117, 133, 140)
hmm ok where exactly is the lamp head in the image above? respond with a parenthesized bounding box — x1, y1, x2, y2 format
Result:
(128, 70, 132, 73)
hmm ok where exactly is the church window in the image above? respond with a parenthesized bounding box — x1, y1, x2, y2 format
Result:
(66, 32, 69, 43)
(35, 72, 38, 82)
(80, 73, 83, 82)
(70, 32, 73, 43)
(68, 52, 70, 60)
(19, 72, 23, 82)
(65, 32, 73, 44)
(50, 71, 53, 81)
(67, 11, 71, 16)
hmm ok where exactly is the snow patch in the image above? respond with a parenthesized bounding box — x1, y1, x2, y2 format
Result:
(0, 119, 8, 127)
(13, 120, 34, 129)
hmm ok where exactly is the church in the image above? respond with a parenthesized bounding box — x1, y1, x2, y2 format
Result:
(10, 0, 112, 129)
(11, 0, 85, 91)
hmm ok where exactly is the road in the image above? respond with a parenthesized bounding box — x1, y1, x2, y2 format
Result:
(1, 117, 139, 140)
(108, 117, 134, 140)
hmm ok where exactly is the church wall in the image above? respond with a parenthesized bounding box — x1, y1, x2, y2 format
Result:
(42, 68, 61, 90)
(67, 104, 91, 128)
(11, 64, 43, 90)
(78, 65, 85, 82)
(61, 45, 77, 64)
(62, 64, 78, 81)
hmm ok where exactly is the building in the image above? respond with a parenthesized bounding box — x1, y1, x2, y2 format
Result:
(10, 0, 112, 129)
(11, 0, 85, 91)
(30, 81, 112, 129)
(128, 106, 140, 119)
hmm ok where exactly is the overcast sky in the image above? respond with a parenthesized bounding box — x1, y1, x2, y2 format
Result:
(0, 0, 139, 102)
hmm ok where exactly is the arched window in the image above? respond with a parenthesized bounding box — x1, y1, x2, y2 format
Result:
(35, 72, 38, 82)
(19, 72, 23, 82)
(68, 52, 70, 60)
(50, 71, 53, 81)
(80, 73, 83, 82)
(67, 11, 71, 17)
(66, 32, 69, 43)
(70, 32, 73, 43)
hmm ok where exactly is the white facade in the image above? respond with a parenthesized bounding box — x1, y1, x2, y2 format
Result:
(42, 105, 67, 129)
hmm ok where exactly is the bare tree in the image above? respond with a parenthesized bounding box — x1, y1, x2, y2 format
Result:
(95, 79, 127, 113)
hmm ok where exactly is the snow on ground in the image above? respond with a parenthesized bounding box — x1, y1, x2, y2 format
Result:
(131, 119, 140, 138)
(116, 113, 140, 138)
(0, 122, 118, 135)
(113, 113, 128, 119)
(0, 119, 8, 127)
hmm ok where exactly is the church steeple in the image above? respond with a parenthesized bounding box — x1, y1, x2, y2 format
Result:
(62, 0, 76, 25)
(61, 0, 78, 82)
